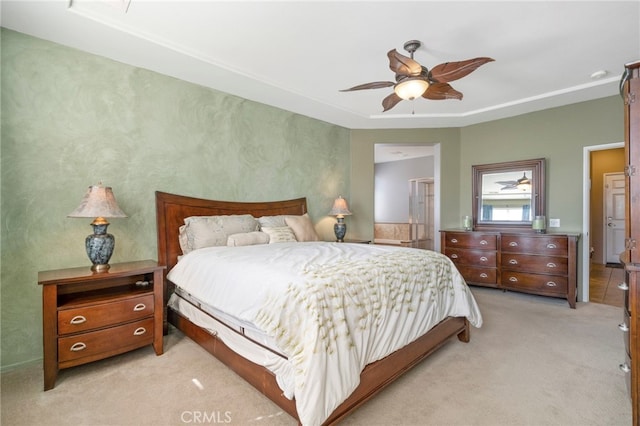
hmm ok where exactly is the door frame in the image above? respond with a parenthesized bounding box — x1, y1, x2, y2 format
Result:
(582, 141, 624, 302)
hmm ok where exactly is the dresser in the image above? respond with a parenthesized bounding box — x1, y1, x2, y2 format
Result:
(619, 60, 640, 425)
(441, 230, 579, 308)
(38, 260, 165, 390)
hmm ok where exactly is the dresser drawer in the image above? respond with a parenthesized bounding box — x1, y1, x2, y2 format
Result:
(501, 254, 568, 275)
(443, 232, 497, 249)
(445, 248, 497, 267)
(58, 317, 154, 364)
(455, 265, 498, 285)
(501, 271, 568, 295)
(501, 235, 568, 255)
(58, 294, 154, 335)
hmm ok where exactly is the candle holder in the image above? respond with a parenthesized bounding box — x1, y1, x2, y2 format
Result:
(532, 215, 546, 233)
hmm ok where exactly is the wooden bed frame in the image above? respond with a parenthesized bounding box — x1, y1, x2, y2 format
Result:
(155, 191, 470, 425)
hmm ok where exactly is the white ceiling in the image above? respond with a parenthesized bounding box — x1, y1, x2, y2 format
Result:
(2, 1, 639, 130)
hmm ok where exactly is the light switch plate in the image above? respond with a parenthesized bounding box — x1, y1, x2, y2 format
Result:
(549, 218, 560, 227)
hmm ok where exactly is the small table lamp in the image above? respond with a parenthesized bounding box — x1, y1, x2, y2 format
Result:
(329, 196, 352, 242)
(68, 184, 127, 271)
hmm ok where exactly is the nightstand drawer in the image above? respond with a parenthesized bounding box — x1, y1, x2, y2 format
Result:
(58, 294, 154, 335)
(58, 317, 154, 364)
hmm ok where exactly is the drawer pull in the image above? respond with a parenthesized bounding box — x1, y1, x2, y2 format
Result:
(480, 240, 488, 245)
(450, 254, 458, 259)
(133, 303, 146, 312)
(480, 273, 488, 278)
(450, 238, 458, 243)
(133, 327, 147, 336)
(70, 315, 87, 325)
(509, 241, 518, 247)
(546, 281, 558, 287)
(480, 256, 488, 262)
(70, 342, 87, 352)
(546, 243, 557, 249)
(546, 262, 557, 268)
(619, 322, 630, 332)
(620, 363, 631, 373)
(509, 259, 518, 265)
(618, 282, 629, 291)
(509, 277, 518, 282)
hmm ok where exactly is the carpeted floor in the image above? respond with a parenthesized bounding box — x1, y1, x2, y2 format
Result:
(1, 287, 631, 426)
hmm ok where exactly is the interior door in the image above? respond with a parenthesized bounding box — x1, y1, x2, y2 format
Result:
(409, 178, 434, 250)
(604, 172, 626, 264)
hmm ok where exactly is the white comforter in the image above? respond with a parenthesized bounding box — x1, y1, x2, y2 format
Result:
(167, 242, 482, 426)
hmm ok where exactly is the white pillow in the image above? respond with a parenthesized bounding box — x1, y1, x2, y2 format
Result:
(227, 231, 270, 247)
(180, 214, 260, 253)
(257, 215, 287, 228)
(285, 213, 319, 242)
(261, 226, 297, 243)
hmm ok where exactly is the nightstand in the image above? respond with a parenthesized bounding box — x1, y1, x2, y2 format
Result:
(37, 260, 165, 391)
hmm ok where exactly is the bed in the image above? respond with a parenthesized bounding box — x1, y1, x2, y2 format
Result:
(155, 191, 482, 425)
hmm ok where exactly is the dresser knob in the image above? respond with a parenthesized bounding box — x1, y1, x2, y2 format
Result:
(450, 238, 458, 243)
(546, 262, 557, 268)
(509, 241, 518, 247)
(480, 240, 488, 245)
(509, 259, 518, 265)
(133, 327, 147, 336)
(480, 256, 488, 262)
(133, 303, 146, 312)
(480, 273, 488, 278)
(620, 363, 631, 374)
(509, 277, 518, 282)
(618, 282, 629, 291)
(70, 342, 87, 352)
(546, 281, 558, 287)
(450, 254, 458, 259)
(546, 243, 557, 249)
(70, 315, 87, 325)
(619, 322, 630, 332)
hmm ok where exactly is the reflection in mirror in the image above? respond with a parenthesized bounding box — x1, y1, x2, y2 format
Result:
(480, 169, 534, 221)
(472, 158, 545, 231)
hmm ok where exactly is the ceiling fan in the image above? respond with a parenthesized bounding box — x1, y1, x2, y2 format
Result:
(340, 40, 494, 112)
(497, 173, 531, 191)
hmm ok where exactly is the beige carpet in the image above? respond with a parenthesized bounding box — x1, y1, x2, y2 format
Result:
(1, 287, 631, 426)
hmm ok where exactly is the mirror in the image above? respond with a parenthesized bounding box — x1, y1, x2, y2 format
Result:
(472, 158, 546, 231)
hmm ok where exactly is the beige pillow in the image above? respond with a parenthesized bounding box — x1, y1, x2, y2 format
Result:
(285, 213, 319, 242)
(261, 226, 297, 243)
(257, 215, 287, 228)
(227, 231, 270, 247)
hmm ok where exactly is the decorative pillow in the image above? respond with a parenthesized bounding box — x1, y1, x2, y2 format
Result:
(180, 214, 260, 253)
(261, 226, 297, 244)
(285, 213, 319, 242)
(257, 215, 287, 228)
(227, 231, 270, 247)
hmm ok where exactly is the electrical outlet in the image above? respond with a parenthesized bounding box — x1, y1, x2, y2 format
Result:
(549, 218, 560, 227)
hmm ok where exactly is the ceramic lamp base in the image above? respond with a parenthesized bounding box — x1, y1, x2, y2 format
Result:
(86, 223, 115, 271)
(334, 218, 347, 242)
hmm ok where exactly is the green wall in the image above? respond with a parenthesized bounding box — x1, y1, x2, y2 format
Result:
(1, 29, 350, 369)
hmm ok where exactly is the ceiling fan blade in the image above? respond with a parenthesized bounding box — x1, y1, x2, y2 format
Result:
(340, 81, 395, 92)
(423, 83, 463, 100)
(387, 49, 422, 77)
(429, 57, 494, 83)
(382, 93, 403, 112)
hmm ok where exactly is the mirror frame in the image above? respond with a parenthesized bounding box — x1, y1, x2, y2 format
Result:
(472, 158, 546, 231)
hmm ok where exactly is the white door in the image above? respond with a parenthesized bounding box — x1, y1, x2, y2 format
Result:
(604, 172, 626, 264)
(409, 178, 434, 250)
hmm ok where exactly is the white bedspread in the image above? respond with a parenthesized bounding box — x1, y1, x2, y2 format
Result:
(167, 242, 482, 426)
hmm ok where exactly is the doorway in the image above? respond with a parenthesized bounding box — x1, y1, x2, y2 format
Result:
(582, 142, 625, 304)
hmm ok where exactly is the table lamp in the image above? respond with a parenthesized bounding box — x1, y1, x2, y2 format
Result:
(68, 184, 127, 271)
(329, 196, 352, 242)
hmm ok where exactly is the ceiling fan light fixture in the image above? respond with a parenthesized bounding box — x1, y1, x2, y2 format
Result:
(394, 78, 429, 100)
(516, 172, 531, 190)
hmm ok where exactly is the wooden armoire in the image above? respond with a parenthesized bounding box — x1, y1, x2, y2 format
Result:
(621, 60, 640, 425)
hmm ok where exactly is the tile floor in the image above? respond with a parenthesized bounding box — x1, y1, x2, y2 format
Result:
(590, 262, 625, 308)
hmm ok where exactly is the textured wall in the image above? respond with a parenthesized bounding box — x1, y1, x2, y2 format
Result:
(1, 29, 350, 369)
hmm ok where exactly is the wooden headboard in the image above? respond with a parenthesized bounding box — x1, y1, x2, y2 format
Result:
(155, 191, 308, 272)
